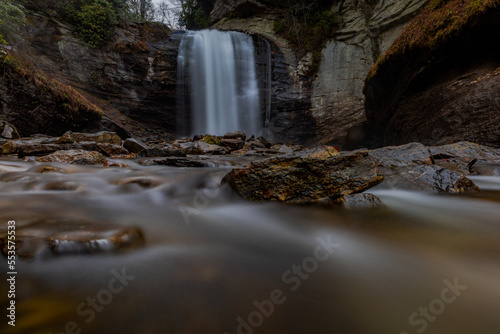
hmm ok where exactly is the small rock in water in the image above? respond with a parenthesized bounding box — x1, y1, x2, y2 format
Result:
(137, 147, 187, 158)
(36, 149, 107, 165)
(223, 131, 246, 141)
(195, 142, 228, 155)
(139, 157, 213, 168)
(96, 143, 130, 157)
(0, 221, 144, 260)
(201, 134, 221, 146)
(335, 193, 385, 209)
(124, 138, 150, 153)
(369, 142, 433, 167)
(257, 136, 272, 148)
(220, 138, 245, 151)
(56, 131, 122, 146)
(0, 120, 20, 139)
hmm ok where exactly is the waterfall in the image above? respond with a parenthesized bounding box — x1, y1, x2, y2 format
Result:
(177, 30, 262, 137)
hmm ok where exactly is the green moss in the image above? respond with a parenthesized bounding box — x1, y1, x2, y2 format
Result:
(366, 0, 500, 81)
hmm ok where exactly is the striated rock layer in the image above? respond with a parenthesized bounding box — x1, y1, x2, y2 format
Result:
(12, 13, 179, 141)
(212, 0, 430, 146)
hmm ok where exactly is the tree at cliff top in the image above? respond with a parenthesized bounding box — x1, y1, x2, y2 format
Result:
(178, 0, 216, 29)
(0, 0, 25, 42)
(273, 0, 337, 72)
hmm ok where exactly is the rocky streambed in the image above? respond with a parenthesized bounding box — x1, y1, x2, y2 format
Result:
(1, 131, 500, 333)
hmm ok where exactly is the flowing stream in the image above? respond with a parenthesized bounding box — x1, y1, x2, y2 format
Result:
(177, 30, 261, 137)
(1, 157, 500, 334)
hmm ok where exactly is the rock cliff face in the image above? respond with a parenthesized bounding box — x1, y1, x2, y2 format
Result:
(311, 0, 429, 146)
(0, 51, 103, 137)
(364, 1, 500, 148)
(212, 0, 430, 146)
(13, 13, 179, 141)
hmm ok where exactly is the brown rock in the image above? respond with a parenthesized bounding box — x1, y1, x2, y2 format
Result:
(336, 193, 385, 209)
(220, 138, 245, 151)
(124, 138, 150, 153)
(36, 150, 107, 165)
(56, 131, 122, 146)
(0, 120, 20, 139)
(222, 149, 384, 204)
(96, 143, 130, 157)
(223, 131, 246, 141)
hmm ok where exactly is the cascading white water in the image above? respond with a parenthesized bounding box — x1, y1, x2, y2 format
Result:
(177, 30, 261, 136)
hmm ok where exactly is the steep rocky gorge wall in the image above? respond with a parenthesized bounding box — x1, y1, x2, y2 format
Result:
(212, 0, 430, 146)
(364, 2, 500, 148)
(11, 12, 179, 141)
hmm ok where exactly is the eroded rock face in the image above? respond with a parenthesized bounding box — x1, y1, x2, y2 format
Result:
(15, 14, 179, 140)
(364, 4, 500, 148)
(222, 147, 384, 204)
(213, 0, 429, 146)
(311, 0, 429, 146)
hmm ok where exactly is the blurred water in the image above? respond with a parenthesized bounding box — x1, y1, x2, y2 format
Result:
(0, 158, 500, 334)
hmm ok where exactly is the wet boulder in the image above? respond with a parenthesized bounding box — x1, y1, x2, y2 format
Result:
(223, 131, 246, 141)
(17, 142, 103, 158)
(96, 143, 130, 157)
(220, 138, 245, 151)
(124, 138, 150, 153)
(429, 141, 500, 176)
(36, 149, 107, 165)
(194, 142, 228, 155)
(222, 147, 384, 204)
(0, 120, 20, 139)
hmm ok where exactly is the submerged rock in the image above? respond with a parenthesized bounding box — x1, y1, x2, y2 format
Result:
(0, 221, 144, 260)
(222, 148, 383, 204)
(36, 149, 107, 165)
